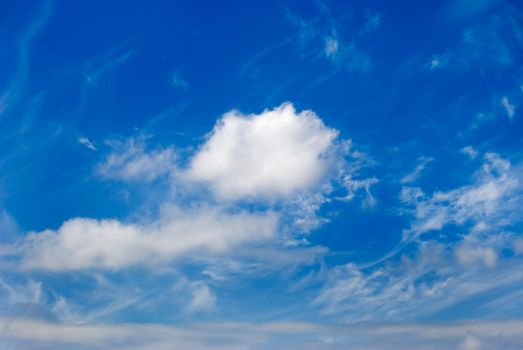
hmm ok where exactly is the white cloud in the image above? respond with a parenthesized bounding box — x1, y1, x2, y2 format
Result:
(14, 103, 374, 273)
(501, 96, 516, 120)
(324, 37, 339, 58)
(0, 278, 42, 305)
(400, 157, 432, 184)
(187, 283, 217, 313)
(314, 153, 523, 321)
(455, 245, 498, 268)
(18, 205, 277, 271)
(78, 137, 97, 151)
(171, 278, 217, 314)
(187, 103, 339, 200)
(425, 54, 450, 70)
(462, 334, 482, 350)
(97, 138, 176, 182)
(461, 146, 479, 159)
(401, 152, 518, 239)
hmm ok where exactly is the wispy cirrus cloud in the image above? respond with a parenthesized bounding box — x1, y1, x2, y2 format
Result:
(314, 151, 523, 323)
(78, 137, 97, 151)
(97, 137, 176, 182)
(400, 152, 519, 240)
(283, 4, 379, 72)
(0, 1, 53, 117)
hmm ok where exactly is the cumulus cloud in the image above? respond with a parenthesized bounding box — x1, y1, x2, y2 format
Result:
(187, 103, 339, 200)
(97, 138, 176, 182)
(12, 103, 374, 273)
(425, 54, 451, 70)
(18, 205, 277, 271)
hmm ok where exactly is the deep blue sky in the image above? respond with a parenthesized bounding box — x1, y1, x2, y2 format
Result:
(1, 1, 523, 349)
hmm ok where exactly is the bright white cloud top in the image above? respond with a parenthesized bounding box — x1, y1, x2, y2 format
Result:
(187, 103, 339, 200)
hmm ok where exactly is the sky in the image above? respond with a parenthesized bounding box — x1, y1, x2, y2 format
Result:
(1, 0, 523, 349)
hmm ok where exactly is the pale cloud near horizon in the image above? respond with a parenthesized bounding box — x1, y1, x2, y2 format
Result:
(1, 317, 523, 350)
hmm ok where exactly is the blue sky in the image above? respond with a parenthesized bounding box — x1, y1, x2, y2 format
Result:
(1, 0, 523, 349)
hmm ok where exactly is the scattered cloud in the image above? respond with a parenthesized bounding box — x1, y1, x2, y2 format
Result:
(11, 103, 374, 274)
(361, 9, 382, 34)
(78, 137, 97, 151)
(284, 5, 375, 72)
(501, 96, 516, 120)
(97, 138, 176, 182)
(461, 146, 479, 159)
(323, 37, 339, 58)
(314, 152, 523, 321)
(401, 152, 518, 240)
(0, 1, 53, 117)
(400, 157, 433, 184)
(425, 54, 450, 70)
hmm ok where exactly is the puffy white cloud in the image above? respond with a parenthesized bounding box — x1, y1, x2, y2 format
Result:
(97, 138, 176, 182)
(186, 103, 339, 200)
(18, 205, 277, 271)
(14, 103, 375, 273)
